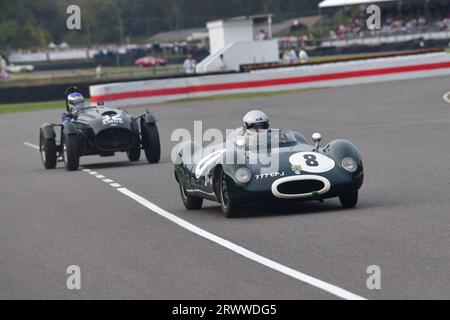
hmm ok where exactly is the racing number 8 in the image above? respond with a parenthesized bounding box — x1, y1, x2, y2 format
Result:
(303, 154, 319, 167)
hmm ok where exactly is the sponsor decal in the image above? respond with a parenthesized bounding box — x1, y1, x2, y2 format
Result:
(255, 172, 285, 180)
(102, 114, 124, 126)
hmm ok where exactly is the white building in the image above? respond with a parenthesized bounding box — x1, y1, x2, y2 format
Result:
(196, 15, 280, 73)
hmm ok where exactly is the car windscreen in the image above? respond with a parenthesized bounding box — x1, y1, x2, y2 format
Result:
(243, 129, 298, 150)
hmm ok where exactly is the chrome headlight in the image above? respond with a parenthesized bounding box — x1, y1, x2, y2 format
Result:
(235, 167, 252, 183)
(342, 157, 357, 173)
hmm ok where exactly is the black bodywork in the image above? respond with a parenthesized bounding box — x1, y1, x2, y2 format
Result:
(39, 87, 160, 170)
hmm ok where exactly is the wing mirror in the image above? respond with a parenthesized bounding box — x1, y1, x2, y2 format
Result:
(312, 132, 322, 149)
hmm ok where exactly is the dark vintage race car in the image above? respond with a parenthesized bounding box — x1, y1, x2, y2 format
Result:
(174, 129, 364, 218)
(39, 88, 161, 171)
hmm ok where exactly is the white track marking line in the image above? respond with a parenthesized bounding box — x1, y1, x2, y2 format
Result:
(95, 175, 106, 179)
(443, 91, 450, 104)
(83, 169, 92, 172)
(23, 142, 39, 150)
(23, 141, 366, 300)
(116, 187, 367, 300)
(88, 171, 99, 175)
(102, 179, 114, 184)
(110, 183, 122, 188)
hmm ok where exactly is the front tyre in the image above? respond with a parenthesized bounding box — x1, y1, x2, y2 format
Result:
(339, 191, 358, 208)
(39, 130, 57, 169)
(141, 122, 161, 164)
(179, 184, 203, 210)
(62, 132, 79, 171)
(218, 168, 240, 218)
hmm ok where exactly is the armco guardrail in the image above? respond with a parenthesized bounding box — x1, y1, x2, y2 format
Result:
(90, 52, 450, 108)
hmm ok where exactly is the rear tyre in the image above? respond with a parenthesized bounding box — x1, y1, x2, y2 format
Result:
(218, 167, 240, 218)
(141, 122, 161, 164)
(339, 191, 358, 208)
(179, 184, 203, 210)
(62, 132, 79, 171)
(127, 136, 141, 162)
(39, 130, 57, 169)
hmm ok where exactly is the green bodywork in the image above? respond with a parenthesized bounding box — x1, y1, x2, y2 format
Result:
(175, 131, 364, 205)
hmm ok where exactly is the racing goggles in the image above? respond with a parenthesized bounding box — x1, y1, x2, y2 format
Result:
(69, 99, 85, 109)
(247, 122, 269, 132)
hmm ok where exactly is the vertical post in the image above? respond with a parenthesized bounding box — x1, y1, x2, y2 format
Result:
(268, 15, 273, 39)
(116, 51, 120, 68)
(118, 13, 125, 45)
(344, 5, 348, 47)
(86, 17, 92, 46)
(319, 7, 323, 41)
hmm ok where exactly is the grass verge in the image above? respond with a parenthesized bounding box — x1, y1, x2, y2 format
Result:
(0, 88, 324, 114)
(172, 87, 324, 103)
(0, 100, 64, 114)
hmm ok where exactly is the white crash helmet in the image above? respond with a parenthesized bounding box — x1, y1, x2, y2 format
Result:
(243, 110, 269, 132)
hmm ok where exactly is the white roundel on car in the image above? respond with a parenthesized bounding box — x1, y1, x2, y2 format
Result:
(289, 152, 335, 173)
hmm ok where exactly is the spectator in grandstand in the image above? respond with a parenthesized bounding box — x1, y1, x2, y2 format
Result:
(338, 24, 346, 40)
(257, 29, 267, 41)
(288, 48, 298, 64)
(329, 30, 337, 40)
(436, 17, 450, 30)
(183, 54, 196, 74)
(299, 49, 309, 64)
(299, 34, 308, 48)
(282, 50, 291, 64)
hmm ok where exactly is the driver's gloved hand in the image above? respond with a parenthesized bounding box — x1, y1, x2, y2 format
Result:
(62, 111, 76, 123)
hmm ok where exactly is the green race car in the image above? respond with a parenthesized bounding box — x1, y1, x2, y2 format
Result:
(174, 129, 364, 218)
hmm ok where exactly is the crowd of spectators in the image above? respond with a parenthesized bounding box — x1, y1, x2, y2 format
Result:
(329, 9, 450, 40)
(281, 48, 309, 64)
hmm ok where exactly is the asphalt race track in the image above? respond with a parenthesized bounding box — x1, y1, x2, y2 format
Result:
(1, 76, 449, 300)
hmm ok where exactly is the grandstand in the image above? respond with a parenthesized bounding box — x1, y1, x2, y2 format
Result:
(318, 0, 450, 47)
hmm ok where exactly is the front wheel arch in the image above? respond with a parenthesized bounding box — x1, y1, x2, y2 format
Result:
(326, 139, 362, 164)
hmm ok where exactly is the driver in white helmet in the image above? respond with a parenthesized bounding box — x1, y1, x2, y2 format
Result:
(230, 110, 299, 151)
(242, 110, 269, 133)
(229, 110, 270, 149)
